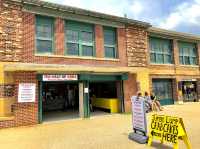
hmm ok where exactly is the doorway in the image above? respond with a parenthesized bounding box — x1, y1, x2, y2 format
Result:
(40, 82, 79, 122)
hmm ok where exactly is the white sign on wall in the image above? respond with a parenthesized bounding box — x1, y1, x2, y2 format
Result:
(18, 83, 36, 103)
(43, 74, 78, 81)
(131, 96, 147, 133)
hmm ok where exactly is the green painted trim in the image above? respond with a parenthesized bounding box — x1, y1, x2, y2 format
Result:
(149, 36, 173, 64)
(38, 82, 43, 123)
(159, 98, 174, 106)
(178, 41, 198, 65)
(83, 81, 90, 118)
(35, 15, 55, 54)
(79, 74, 128, 81)
(23, 4, 125, 28)
(65, 20, 95, 57)
(103, 26, 118, 58)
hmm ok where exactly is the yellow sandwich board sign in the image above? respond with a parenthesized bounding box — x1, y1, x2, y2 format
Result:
(148, 114, 191, 149)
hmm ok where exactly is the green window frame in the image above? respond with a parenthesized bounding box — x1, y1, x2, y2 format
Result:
(152, 79, 173, 100)
(179, 41, 197, 65)
(150, 37, 173, 64)
(65, 21, 95, 56)
(35, 16, 54, 53)
(103, 27, 117, 58)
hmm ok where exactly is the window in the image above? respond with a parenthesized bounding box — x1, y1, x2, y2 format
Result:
(153, 79, 173, 100)
(36, 16, 54, 53)
(65, 21, 94, 56)
(179, 41, 197, 65)
(104, 27, 117, 58)
(150, 37, 173, 64)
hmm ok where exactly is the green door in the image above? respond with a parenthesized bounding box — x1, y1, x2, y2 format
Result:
(152, 79, 174, 105)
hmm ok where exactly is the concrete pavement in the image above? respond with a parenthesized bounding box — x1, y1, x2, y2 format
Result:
(0, 103, 199, 149)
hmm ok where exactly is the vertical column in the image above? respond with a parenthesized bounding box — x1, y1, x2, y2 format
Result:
(83, 81, 90, 118)
(55, 18, 65, 55)
(0, 64, 4, 116)
(117, 28, 126, 65)
(95, 25, 104, 58)
(173, 78, 183, 104)
(197, 42, 200, 66)
(123, 73, 137, 112)
(79, 82, 84, 118)
(116, 81, 124, 113)
(196, 79, 200, 102)
(173, 39, 179, 66)
(79, 81, 90, 118)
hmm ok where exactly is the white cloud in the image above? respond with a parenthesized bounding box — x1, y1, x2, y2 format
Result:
(159, 1, 200, 30)
(42, 0, 128, 17)
(130, 1, 144, 19)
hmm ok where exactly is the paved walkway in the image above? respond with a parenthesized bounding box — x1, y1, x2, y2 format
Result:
(0, 103, 200, 149)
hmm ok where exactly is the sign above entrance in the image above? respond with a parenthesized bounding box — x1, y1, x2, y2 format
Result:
(43, 74, 78, 81)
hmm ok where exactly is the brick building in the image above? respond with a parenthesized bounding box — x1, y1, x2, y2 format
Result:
(0, 0, 200, 129)
(148, 27, 200, 105)
(0, 0, 150, 128)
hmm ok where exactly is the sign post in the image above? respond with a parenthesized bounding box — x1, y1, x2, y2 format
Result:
(148, 114, 191, 149)
(129, 96, 148, 144)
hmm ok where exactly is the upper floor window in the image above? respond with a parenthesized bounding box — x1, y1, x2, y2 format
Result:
(179, 41, 197, 65)
(65, 21, 94, 56)
(150, 37, 173, 64)
(104, 27, 117, 58)
(36, 16, 54, 53)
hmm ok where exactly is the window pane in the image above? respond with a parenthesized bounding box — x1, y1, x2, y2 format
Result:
(185, 56, 190, 65)
(179, 56, 184, 64)
(191, 48, 196, 56)
(37, 24, 52, 38)
(81, 31, 93, 43)
(82, 45, 93, 56)
(190, 57, 197, 65)
(150, 53, 156, 63)
(105, 47, 115, 58)
(164, 55, 171, 63)
(156, 54, 164, 63)
(66, 30, 78, 42)
(67, 43, 79, 55)
(104, 29, 115, 45)
(37, 40, 52, 53)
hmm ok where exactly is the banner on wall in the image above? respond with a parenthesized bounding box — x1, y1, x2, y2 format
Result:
(18, 83, 36, 103)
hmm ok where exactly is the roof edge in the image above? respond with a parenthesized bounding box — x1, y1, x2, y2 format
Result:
(9, 0, 151, 28)
(149, 27, 200, 41)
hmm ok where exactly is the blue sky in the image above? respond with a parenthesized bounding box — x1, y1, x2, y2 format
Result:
(44, 0, 200, 35)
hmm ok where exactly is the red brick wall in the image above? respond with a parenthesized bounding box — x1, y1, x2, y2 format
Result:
(95, 25, 104, 58)
(123, 73, 137, 112)
(21, 12, 127, 66)
(0, 71, 38, 129)
(55, 18, 65, 55)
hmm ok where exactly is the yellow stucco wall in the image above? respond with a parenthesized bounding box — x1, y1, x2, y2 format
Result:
(0, 62, 15, 117)
(136, 70, 150, 95)
(0, 98, 15, 117)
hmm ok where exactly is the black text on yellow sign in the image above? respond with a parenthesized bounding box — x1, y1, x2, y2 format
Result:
(148, 114, 191, 149)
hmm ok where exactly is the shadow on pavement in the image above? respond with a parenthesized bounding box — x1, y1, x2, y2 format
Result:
(151, 142, 173, 149)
